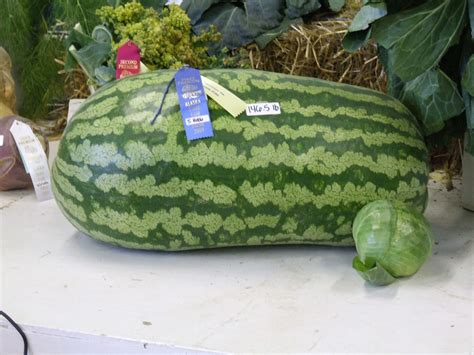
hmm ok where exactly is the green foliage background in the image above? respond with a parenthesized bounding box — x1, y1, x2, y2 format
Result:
(0, 0, 107, 120)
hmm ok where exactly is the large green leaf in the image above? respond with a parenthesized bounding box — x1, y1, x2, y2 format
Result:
(285, 0, 321, 18)
(462, 55, 474, 97)
(180, 0, 223, 25)
(384, 0, 428, 14)
(342, 28, 371, 53)
(469, 0, 474, 39)
(372, 0, 467, 82)
(64, 26, 96, 71)
(255, 17, 302, 48)
(399, 69, 465, 136)
(377, 46, 404, 99)
(322, 0, 345, 12)
(192, 3, 261, 52)
(342, 0, 385, 52)
(68, 42, 111, 82)
(185, 0, 324, 52)
(246, 0, 286, 29)
(348, 2, 387, 32)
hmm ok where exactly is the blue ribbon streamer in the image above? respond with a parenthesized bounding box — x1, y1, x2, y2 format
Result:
(150, 75, 176, 125)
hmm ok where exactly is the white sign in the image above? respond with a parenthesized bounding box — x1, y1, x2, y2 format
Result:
(67, 99, 86, 123)
(246, 102, 281, 116)
(10, 120, 53, 201)
(0, 134, 3, 147)
(185, 115, 211, 126)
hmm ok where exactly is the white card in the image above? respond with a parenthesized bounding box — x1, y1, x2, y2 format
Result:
(0, 134, 3, 147)
(67, 99, 86, 123)
(10, 120, 53, 201)
(246, 102, 281, 116)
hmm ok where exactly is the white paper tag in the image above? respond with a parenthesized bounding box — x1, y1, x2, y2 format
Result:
(185, 114, 211, 126)
(9, 120, 53, 201)
(246, 102, 281, 116)
(200, 75, 247, 117)
(0, 135, 3, 147)
(67, 99, 86, 123)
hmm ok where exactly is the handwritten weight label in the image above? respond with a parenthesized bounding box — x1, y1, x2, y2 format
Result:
(246, 102, 281, 116)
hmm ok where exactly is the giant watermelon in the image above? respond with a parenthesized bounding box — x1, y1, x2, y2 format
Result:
(52, 69, 429, 250)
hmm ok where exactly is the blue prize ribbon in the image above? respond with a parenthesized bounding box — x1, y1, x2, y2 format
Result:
(174, 67, 214, 141)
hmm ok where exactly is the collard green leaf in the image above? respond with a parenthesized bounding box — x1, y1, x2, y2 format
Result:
(348, 2, 387, 32)
(193, 3, 259, 52)
(384, 0, 427, 14)
(285, 0, 321, 19)
(189, 0, 323, 52)
(94, 65, 116, 85)
(246, 0, 286, 30)
(372, 0, 467, 82)
(68, 42, 111, 83)
(322, 0, 345, 12)
(377, 47, 404, 99)
(465, 95, 474, 132)
(469, 0, 474, 39)
(399, 69, 465, 136)
(255, 17, 302, 48)
(91, 25, 113, 44)
(342, 28, 371, 53)
(466, 131, 474, 155)
(65, 27, 95, 49)
(180, 0, 227, 25)
(462, 55, 474, 97)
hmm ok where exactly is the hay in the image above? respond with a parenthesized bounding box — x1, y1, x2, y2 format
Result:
(40, 66, 90, 139)
(248, 19, 386, 92)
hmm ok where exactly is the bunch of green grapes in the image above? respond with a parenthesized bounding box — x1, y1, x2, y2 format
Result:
(96, 2, 220, 69)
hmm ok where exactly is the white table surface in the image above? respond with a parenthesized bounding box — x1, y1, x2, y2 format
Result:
(0, 180, 473, 354)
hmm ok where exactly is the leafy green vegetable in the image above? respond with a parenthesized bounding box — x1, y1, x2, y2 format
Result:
(91, 25, 113, 44)
(352, 257, 396, 286)
(345, 0, 472, 147)
(190, 3, 261, 53)
(66, 2, 220, 85)
(462, 56, 474, 97)
(469, 0, 474, 39)
(68, 42, 111, 81)
(462, 56, 474, 154)
(342, 1, 386, 52)
(348, 2, 387, 32)
(371, 0, 466, 82)
(255, 17, 303, 49)
(322, 0, 345, 12)
(342, 28, 372, 53)
(400, 69, 465, 135)
(94, 66, 116, 85)
(352, 200, 433, 286)
(285, 0, 322, 18)
(181, 0, 338, 53)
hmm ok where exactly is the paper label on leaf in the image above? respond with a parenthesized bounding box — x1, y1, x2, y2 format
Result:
(116, 41, 141, 79)
(0, 135, 3, 147)
(200, 75, 247, 117)
(67, 99, 86, 123)
(246, 102, 281, 116)
(9, 121, 53, 201)
(175, 68, 214, 141)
